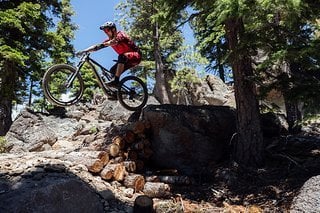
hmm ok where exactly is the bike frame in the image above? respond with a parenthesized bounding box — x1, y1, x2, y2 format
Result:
(69, 52, 113, 95)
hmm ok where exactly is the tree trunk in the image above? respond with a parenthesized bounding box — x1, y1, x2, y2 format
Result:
(28, 79, 33, 107)
(217, 41, 226, 82)
(0, 60, 15, 136)
(284, 62, 302, 133)
(284, 100, 301, 133)
(152, 20, 172, 104)
(225, 17, 264, 167)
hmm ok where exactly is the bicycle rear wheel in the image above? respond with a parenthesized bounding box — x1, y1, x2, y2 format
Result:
(42, 64, 84, 107)
(117, 76, 148, 111)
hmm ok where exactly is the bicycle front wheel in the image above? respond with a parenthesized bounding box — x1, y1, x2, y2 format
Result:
(42, 64, 84, 107)
(117, 76, 148, 111)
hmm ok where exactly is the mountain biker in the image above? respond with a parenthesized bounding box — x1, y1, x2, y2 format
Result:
(83, 21, 142, 88)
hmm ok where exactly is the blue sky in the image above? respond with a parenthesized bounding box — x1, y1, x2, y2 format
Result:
(71, 0, 120, 68)
(70, 0, 195, 69)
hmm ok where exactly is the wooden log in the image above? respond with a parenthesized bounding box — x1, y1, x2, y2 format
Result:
(133, 141, 144, 150)
(145, 175, 160, 182)
(142, 139, 151, 147)
(100, 164, 118, 180)
(123, 173, 145, 192)
(109, 156, 125, 164)
(143, 182, 171, 198)
(98, 151, 110, 166)
(132, 121, 145, 134)
(123, 161, 136, 173)
(84, 158, 104, 173)
(135, 160, 144, 171)
(154, 176, 191, 185)
(128, 150, 138, 161)
(133, 195, 153, 213)
(65, 151, 109, 173)
(113, 163, 127, 182)
(100, 163, 126, 181)
(142, 147, 153, 159)
(154, 169, 178, 175)
(112, 136, 125, 149)
(109, 144, 120, 157)
(124, 130, 135, 143)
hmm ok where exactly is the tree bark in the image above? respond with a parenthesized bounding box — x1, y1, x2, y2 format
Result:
(225, 17, 264, 167)
(152, 19, 172, 104)
(0, 60, 15, 136)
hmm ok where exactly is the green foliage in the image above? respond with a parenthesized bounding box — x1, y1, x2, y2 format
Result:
(80, 63, 99, 103)
(116, 0, 184, 79)
(169, 68, 201, 93)
(0, 0, 76, 111)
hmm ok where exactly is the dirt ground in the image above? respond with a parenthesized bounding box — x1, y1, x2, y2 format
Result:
(153, 132, 320, 212)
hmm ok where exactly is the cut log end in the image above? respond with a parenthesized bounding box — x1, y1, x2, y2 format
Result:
(133, 195, 153, 213)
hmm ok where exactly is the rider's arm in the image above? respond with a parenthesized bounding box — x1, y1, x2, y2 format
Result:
(83, 43, 106, 52)
(102, 38, 118, 46)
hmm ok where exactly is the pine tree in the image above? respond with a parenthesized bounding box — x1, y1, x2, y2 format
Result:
(0, 0, 76, 135)
(116, 0, 184, 103)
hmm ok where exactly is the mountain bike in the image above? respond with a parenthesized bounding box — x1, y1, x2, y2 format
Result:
(42, 51, 148, 111)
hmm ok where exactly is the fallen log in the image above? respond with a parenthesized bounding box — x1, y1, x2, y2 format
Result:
(112, 136, 125, 149)
(143, 182, 171, 198)
(109, 144, 120, 157)
(100, 163, 125, 181)
(100, 164, 117, 180)
(64, 151, 109, 173)
(123, 173, 145, 192)
(133, 141, 144, 150)
(124, 130, 135, 144)
(123, 161, 136, 173)
(135, 159, 144, 172)
(132, 121, 145, 134)
(146, 175, 191, 185)
(113, 163, 127, 182)
(133, 195, 153, 213)
(97, 151, 110, 166)
(84, 159, 104, 173)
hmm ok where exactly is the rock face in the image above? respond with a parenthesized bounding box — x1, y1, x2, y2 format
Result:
(142, 104, 236, 175)
(290, 175, 320, 213)
(0, 176, 104, 213)
(0, 152, 120, 213)
(173, 74, 236, 108)
(5, 109, 60, 152)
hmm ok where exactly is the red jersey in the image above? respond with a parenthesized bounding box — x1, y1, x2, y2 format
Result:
(105, 31, 140, 55)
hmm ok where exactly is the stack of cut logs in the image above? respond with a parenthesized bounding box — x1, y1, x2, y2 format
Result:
(82, 120, 174, 198)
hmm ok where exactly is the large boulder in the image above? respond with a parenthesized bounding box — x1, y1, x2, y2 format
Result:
(290, 175, 320, 213)
(5, 109, 80, 153)
(142, 104, 236, 175)
(5, 109, 58, 152)
(173, 74, 236, 108)
(0, 152, 117, 213)
(0, 177, 104, 213)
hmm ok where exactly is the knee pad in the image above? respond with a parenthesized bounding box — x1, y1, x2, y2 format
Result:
(118, 54, 128, 64)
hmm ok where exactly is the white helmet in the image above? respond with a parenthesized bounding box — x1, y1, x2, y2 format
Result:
(99, 21, 116, 30)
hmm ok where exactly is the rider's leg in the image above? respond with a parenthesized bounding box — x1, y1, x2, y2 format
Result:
(106, 54, 127, 87)
(114, 63, 125, 82)
(109, 64, 117, 77)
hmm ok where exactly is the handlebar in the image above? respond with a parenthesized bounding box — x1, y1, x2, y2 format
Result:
(75, 50, 90, 57)
(76, 43, 107, 57)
